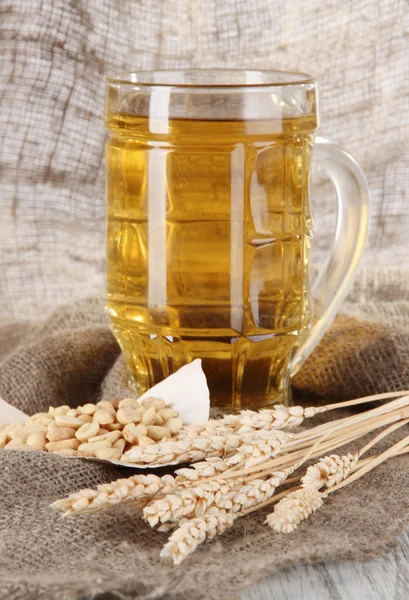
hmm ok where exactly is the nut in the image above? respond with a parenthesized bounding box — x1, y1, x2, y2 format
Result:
(55, 449, 78, 457)
(77, 440, 111, 454)
(26, 432, 47, 450)
(141, 406, 156, 426)
(104, 422, 123, 431)
(110, 397, 121, 410)
(66, 408, 79, 417)
(28, 412, 49, 423)
(17, 424, 47, 440)
(45, 439, 80, 452)
(78, 403, 97, 415)
(123, 423, 147, 444)
(117, 406, 144, 425)
(2, 423, 23, 437)
(94, 447, 122, 460)
(93, 409, 115, 425)
(75, 421, 100, 442)
(48, 405, 71, 416)
(113, 438, 126, 452)
(154, 413, 164, 425)
(141, 397, 166, 411)
(54, 415, 84, 429)
(88, 431, 121, 444)
(146, 425, 172, 441)
(38, 417, 55, 427)
(118, 397, 141, 409)
(77, 414, 93, 424)
(5, 437, 27, 449)
(46, 427, 77, 442)
(96, 400, 117, 415)
(137, 435, 156, 446)
(166, 417, 183, 435)
(157, 408, 178, 421)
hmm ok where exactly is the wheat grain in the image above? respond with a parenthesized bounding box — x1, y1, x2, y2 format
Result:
(301, 453, 359, 489)
(160, 507, 234, 565)
(266, 487, 325, 533)
(51, 473, 175, 515)
(143, 480, 231, 527)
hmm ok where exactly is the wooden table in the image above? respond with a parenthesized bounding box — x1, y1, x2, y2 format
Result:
(243, 530, 409, 599)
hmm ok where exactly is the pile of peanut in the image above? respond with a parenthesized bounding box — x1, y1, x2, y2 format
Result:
(0, 397, 183, 461)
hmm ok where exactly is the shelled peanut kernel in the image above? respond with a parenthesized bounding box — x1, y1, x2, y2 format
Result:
(1, 396, 183, 460)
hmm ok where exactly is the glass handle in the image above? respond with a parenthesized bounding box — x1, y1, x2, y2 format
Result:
(291, 136, 370, 376)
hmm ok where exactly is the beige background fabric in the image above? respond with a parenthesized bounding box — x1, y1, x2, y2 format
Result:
(0, 0, 408, 319)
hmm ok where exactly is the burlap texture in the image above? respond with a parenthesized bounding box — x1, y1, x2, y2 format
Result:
(0, 269, 408, 600)
(1, 0, 408, 319)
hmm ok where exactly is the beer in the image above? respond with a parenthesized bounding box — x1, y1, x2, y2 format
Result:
(106, 112, 315, 409)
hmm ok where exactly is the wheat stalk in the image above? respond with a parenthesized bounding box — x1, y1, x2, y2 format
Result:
(121, 392, 409, 467)
(160, 507, 234, 565)
(50, 473, 175, 515)
(266, 487, 325, 533)
(51, 402, 409, 517)
(266, 421, 409, 533)
(49, 391, 409, 564)
(158, 468, 294, 564)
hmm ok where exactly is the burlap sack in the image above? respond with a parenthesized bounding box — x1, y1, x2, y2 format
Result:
(0, 269, 408, 600)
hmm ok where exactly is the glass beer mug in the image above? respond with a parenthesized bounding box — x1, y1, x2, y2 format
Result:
(105, 70, 369, 411)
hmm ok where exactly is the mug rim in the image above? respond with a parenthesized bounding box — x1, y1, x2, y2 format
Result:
(107, 68, 315, 89)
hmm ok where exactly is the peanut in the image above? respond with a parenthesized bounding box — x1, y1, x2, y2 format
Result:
(154, 413, 164, 425)
(77, 449, 94, 457)
(94, 447, 122, 460)
(17, 424, 47, 440)
(141, 406, 156, 425)
(93, 409, 115, 425)
(117, 406, 144, 425)
(7, 423, 25, 439)
(66, 408, 79, 417)
(46, 427, 77, 442)
(78, 403, 97, 415)
(77, 414, 93, 424)
(105, 422, 123, 431)
(26, 432, 47, 450)
(96, 400, 117, 415)
(113, 438, 126, 452)
(137, 435, 156, 446)
(55, 449, 78, 457)
(141, 397, 166, 411)
(166, 417, 183, 435)
(146, 425, 172, 441)
(45, 439, 80, 452)
(49, 405, 70, 416)
(39, 417, 55, 427)
(88, 430, 121, 444)
(118, 397, 141, 409)
(5, 437, 27, 449)
(110, 397, 121, 410)
(157, 408, 178, 421)
(123, 423, 147, 444)
(78, 440, 111, 453)
(28, 412, 49, 423)
(75, 421, 100, 442)
(54, 414, 83, 429)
